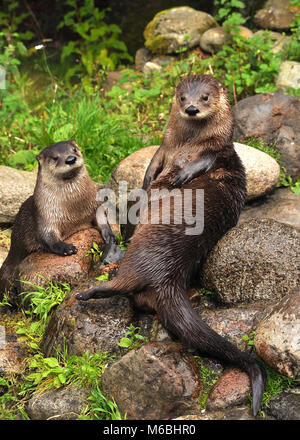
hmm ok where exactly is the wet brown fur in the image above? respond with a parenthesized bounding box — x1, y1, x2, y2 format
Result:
(0, 141, 115, 297)
(76, 75, 266, 415)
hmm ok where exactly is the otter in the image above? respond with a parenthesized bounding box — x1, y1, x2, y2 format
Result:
(76, 75, 266, 416)
(0, 140, 116, 298)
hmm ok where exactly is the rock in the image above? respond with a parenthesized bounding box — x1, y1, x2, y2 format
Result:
(239, 187, 300, 229)
(195, 302, 269, 351)
(143, 61, 163, 75)
(26, 385, 88, 420)
(101, 342, 201, 420)
(254, 289, 300, 379)
(42, 278, 134, 357)
(135, 47, 151, 71)
(206, 369, 251, 411)
(264, 390, 300, 420)
(276, 61, 300, 93)
(200, 25, 253, 54)
(102, 71, 132, 94)
(253, 30, 291, 53)
(200, 27, 230, 54)
(0, 166, 36, 224)
(105, 142, 280, 202)
(144, 7, 217, 54)
(233, 93, 300, 178)
(255, 0, 297, 30)
(234, 142, 280, 200)
(0, 322, 29, 375)
(0, 246, 8, 268)
(15, 228, 103, 300)
(174, 406, 256, 420)
(202, 219, 300, 304)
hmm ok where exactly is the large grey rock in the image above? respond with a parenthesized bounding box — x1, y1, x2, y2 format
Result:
(276, 61, 300, 93)
(264, 390, 300, 420)
(254, 289, 300, 379)
(42, 278, 135, 357)
(255, 0, 297, 30)
(233, 93, 300, 178)
(105, 143, 280, 202)
(101, 342, 201, 420)
(239, 187, 300, 229)
(144, 7, 217, 54)
(253, 30, 291, 53)
(26, 385, 88, 420)
(202, 219, 300, 304)
(200, 26, 253, 54)
(0, 166, 36, 224)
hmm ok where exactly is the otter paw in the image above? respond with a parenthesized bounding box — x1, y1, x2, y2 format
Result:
(76, 290, 93, 301)
(101, 226, 118, 245)
(60, 243, 78, 256)
(172, 171, 190, 187)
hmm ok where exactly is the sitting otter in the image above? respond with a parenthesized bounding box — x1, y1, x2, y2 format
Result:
(76, 75, 266, 416)
(0, 140, 116, 298)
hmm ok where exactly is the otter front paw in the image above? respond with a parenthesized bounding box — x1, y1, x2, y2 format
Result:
(76, 289, 95, 301)
(172, 169, 191, 187)
(54, 242, 78, 256)
(101, 225, 118, 245)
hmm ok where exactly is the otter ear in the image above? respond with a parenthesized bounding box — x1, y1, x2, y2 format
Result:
(36, 153, 42, 162)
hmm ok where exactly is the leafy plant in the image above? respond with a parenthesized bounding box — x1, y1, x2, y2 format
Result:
(58, 0, 132, 89)
(86, 241, 103, 262)
(118, 324, 148, 350)
(79, 386, 125, 420)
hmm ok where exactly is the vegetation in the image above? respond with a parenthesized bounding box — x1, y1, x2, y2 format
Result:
(0, 0, 299, 421)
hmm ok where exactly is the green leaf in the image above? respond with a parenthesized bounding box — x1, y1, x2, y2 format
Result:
(118, 337, 132, 347)
(44, 357, 59, 368)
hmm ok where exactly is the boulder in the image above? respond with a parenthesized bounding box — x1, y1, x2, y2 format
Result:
(276, 61, 300, 93)
(254, 289, 300, 379)
(264, 390, 300, 420)
(200, 26, 253, 54)
(135, 47, 151, 71)
(174, 406, 256, 420)
(201, 219, 300, 304)
(0, 166, 36, 224)
(233, 93, 300, 178)
(255, 0, 297, 30)
(253, 30, 291, 53)
(144, 7, 217, 54)
(42, 278, 135, 357)
(239, 187, 300, 229)
(15, 228, 103, 299)
(105, 143, 280, 202)
(0, 321, 29, 375)
(26, 385, 88, 420)
(206, 369, 251, 411)
(101, 342, 201, 420)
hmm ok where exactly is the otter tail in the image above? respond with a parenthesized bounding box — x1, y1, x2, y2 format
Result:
(156, 285, 266, 416)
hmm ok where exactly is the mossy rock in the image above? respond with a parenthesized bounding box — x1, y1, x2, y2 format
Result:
(144, 6, 217, 54)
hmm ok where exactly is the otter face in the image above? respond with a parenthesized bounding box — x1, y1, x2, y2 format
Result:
(176, 74, 227, 121)
(36, 140, 84, 179)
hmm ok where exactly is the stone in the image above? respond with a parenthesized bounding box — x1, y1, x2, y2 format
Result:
(234, 142, 280, 200)
(42, 278, 135, 357)
(195, 302, 269, 351)
(14, 228, 103, 300)
(200, 26, 253, 54)
(255, 0, 297, 30)
(233, 93, 300, 178)
(206, 369, 251, 411)
(144, 7, 217, 54)
(101, 342, 201, 420)
(276, 61, 300, 93)
(0, 322, 29, 375)
(239, 187, 300, 229)
(26, 385, 88, 420)
(174, 406, 256, 420)
(201, 219, 300, 304)
(0, 166, 36, 224)
(264, 390, 300, 420)
(135, 47, 151, 71)
(105, 142, 280, 202)
(253, 30, 291, 53)
(143, 61, 163, 75)
(254, 289, 300, 379)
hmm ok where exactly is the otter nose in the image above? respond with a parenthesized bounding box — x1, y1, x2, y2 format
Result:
(185, 105, 199, 116)
(65, 156, 77, 165)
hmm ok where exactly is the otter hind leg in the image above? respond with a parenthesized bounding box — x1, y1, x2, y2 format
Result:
(76, 275, 146, 301)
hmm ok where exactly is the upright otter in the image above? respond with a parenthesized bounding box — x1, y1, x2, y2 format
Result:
(76, 75, 266, 416)
(0, 140, 116, 298)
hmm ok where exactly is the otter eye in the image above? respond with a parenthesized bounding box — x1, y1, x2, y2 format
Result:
(73, 147, 77, 153)
(202, 95, 209, 101)
(51, 156, 58, 162)
(180, 96, 186, 102)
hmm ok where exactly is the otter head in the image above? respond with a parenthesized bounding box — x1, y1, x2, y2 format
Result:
(176, 74, 228, 121)
(36, 140, 85, 180)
